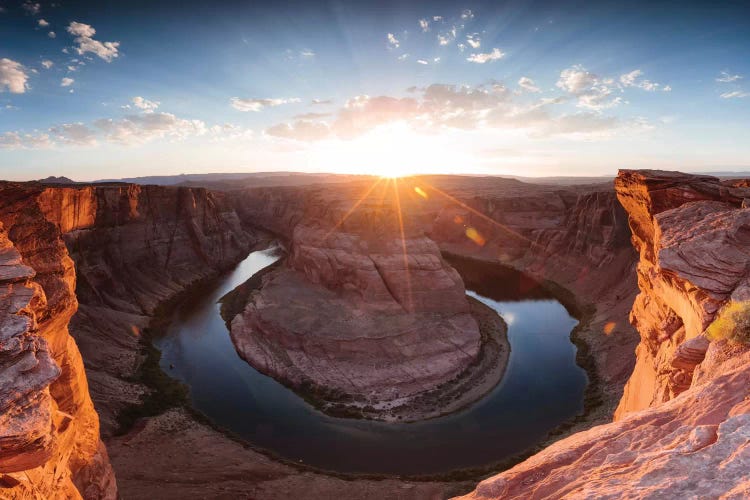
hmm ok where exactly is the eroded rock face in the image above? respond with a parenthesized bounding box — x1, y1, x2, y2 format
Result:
(0, 184, 116, 499)
(614, 170, 750, 418)
(457, 170, 750, 499)
(230, 176, 639, 421)
(229, 181, 482, 411)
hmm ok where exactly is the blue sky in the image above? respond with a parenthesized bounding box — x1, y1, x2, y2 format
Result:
(1, 0, 749, 180)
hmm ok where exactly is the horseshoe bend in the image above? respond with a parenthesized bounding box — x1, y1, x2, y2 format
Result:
(1, 169, 748, 498)
(3, 2, 750, 497)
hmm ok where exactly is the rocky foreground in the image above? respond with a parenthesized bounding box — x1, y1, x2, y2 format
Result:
(458, 170, 750, 499)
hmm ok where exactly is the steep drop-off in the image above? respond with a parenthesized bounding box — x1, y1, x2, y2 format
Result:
(231, 176, 639, 423)
(0, 184, 116, 499)
(458, 170, 750, 499)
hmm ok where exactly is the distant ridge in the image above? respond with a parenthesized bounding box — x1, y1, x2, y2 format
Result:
(37, 176, 77, 184)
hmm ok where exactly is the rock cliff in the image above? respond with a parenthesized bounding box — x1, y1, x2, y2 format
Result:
(231, 176, 639, 422)
(0, 183, 116, 499)
(227, 180, 491, 418)
(457, 170, 750, 499)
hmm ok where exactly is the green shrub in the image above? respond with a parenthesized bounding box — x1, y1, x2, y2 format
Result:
(706, 301, 750, 344)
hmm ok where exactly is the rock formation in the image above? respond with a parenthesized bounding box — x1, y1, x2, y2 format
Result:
(232, 176, 639, 422)
(0, 183, 116, 499)
(227, 180, 488, 417)
(457, 170, 750, 499)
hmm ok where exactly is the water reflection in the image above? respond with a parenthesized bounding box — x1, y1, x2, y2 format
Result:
(154, 246, 587, 475)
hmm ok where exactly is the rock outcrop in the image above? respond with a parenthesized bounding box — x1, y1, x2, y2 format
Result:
(614, 170, 750, 418)
(228, 180, 486, 417)
(0, 184, 116, 499)
(457, 170, 750, 499)
(228, 176, 639, 423)
(39, 183, 258, 435)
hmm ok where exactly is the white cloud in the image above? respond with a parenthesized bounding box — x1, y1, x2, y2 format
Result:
(41, 59, 53, 69)
(466, 48, 505, 64)
(262, 82, 644, 143)
(60, 77, 74, 87)
(716, 71, 742, 83)
(466, 33, 481, 48)
(132, 96, 160, 112)
(22, 1, 40, 15)
(419, 18, 430, 32)
(0, 131, 52, 149)
(461, 9, 474, 20)
(387, 33, 400, 48)
(619, 69, 669, 92)
(48, 31, 56, 38)
(417, 59, 429, 65)
(267, 120, 331, 141)
(230, 97, 301, 112)
(557, 65, 623, 111)
(433, 16, 443, 22)
(67, 65, 77, 72)
(518, 76, 540, 93)
(300, 49, 315, 58)
(0, 58, 29, 94)
(397, 53, 409, 61)
(38, 19, 49, 27)
(557, 65, 598, 93)
(720, 91, 749, 99)
(67, 22, 120, 62)
(94, 112, 207, 145)
(49, 122, 97, 145)
(437, 33, 451, 45)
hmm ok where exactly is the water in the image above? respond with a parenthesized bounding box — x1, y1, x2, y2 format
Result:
(154, 246, 587, 475)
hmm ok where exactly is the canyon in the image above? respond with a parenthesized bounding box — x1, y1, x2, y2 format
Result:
(0, 170, 748, 498)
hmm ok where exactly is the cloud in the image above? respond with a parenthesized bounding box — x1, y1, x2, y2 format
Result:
(41, 59, 53, 69)
(94, 112, 207, 145)
(518, 76, 540, 93)
(294, 112, 331, 120)
(299, 49, 315, 58)
(311, 98, 332, 105)
(67, 22, 120, 62)
(387, 33, 400, 48)
(230, 97, 301, 112)
(60, 77, 74, 87)
(0, 131, 52, 149)
(22, 1, 40, 15)
(716, 71, 743, 83)
(557, 65, 623, 110)
(720, 91, 749, 99)
(132, 96, 159, 112)
(266, 120, 331, 141)
(49, 122, 97, 145)
(466, 48, 505, 64)
(48, 31, 56, 38)
(619, 69, 670, 92)
(263, 80, 648, 143)
(466, 33, 481, 48)
(38, 18, 49, 27)
(397, 53, 409, 61)
(461, 9, 474, 20)
(0, 58, 29, 93)
(417, 59, 429, 65)
(419, 18, 430, 32)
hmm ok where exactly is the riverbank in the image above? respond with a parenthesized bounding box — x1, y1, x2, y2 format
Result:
(219, 263, 509, 422)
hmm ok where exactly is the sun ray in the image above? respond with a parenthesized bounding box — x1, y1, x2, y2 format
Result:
(392, 178, 413, 312)
(323, 176, 384, 241)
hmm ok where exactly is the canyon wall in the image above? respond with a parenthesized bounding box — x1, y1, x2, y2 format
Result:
(458, 170, 750, 499)
(232, 176, 639, 419)
(0, 184, 116, 499)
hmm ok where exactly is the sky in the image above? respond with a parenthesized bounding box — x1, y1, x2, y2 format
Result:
(0, 0, 749, 181)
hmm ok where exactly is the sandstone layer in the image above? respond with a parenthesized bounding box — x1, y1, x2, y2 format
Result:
(227, 180, 491, 418)
(231, 176, 639, 424)
(0, 184, 116, 499)
(457, 170, 750, 499)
